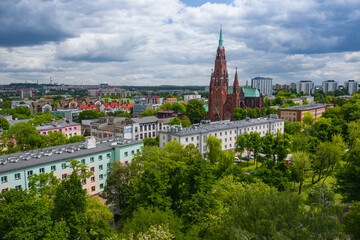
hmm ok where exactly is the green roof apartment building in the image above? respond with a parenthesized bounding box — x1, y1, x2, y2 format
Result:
(0, 137, 143, 195)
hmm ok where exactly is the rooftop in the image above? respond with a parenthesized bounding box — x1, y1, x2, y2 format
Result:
(160, 117, 283, 136)
(36, 119, 80, 131)
(0, 137, 142, 174)
(279, 103, 330, 111)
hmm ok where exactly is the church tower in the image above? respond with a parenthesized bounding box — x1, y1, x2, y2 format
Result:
(208, 26, 229, 121)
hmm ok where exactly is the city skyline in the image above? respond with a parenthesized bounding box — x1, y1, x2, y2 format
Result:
(1, 0, 360, 86)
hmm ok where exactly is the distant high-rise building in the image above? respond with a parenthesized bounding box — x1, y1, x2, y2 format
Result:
(296, 81, 314, 94)
(251, 77, 273, 96)
(344, 80, 358, 95)
(19, 89, 33, 99)
(322, 80, 338, 95)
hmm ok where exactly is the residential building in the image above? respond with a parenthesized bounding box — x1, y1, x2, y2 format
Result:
(88, 89, 101, 97)
(31, 101, 55, 114)
(50, 109, 84, 123)
(37, 119, 82, 138)
(0, 114, 12, 121)
(300, 96, 314, 104)
(277, 104, 333, 123)
(344, 80, 358, 95)
(322, 80, 338, 95)
(159, 116, 284, 155)
(184, 94, 201, 102)
(19, 89, 33, 99)
(296, 81, 314, 94)
(251, 77, 273, 96)
(133, 103, 161, 117)
(0, 137, 143, 195)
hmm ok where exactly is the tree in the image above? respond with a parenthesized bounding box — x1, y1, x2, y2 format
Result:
(4, 122, 44, 151)
(53, 159, 92, 239)
(312, 134, 345, 186)
(44, 131, 68, 147)
(0, 188, 63, 240)
(181, 119, 191, 127)
(247, 108, 258, 118)
(186, 99, 206, 124)
(119, 207, 183, 239)
(141, 108, 157, 117)
(168, 117, 181, 126)
(343, 202, 360, 239)
(205, 135, 222, 164)
(235, 134, 247, 157)
(284, 121, 302, 135)
(167, 93, 175, 98)
(335, 138, 360, 202)
(77, 110, 100, 123)
(290, 151, 311, 194)
(171, 102, 186, 113)
(85, 197, 114, 239)
(248, 132, 262, 168)
(68, 135, 85, 143)
(143, 136, 159, 146)
(0, 117, 10, 130)
(302, 112, 314, 126)
(302, 99, 309, 105)
(233, 108, 247, 120)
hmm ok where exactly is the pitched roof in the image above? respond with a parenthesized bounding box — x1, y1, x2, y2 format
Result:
(242, 87, 261, 97)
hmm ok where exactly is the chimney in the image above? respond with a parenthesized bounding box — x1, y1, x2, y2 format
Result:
(85, 136, 96, 149)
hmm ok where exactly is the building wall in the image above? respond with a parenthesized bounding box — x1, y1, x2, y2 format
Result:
(38, 124, 82, 138)
(0, 142, 143, 195)
(159, 120, 284, 154)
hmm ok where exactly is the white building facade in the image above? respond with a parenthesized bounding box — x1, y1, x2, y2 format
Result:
(251, 77, 273, 96)
(296, 81, 314, 94)
(322, 80, 338, 95)
(344, 80, 358, 95)
(159, 117, 284, 155)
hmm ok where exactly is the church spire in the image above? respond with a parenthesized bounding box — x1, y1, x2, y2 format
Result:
(233, 67, 239, 94)
(218, 25, 223, 50)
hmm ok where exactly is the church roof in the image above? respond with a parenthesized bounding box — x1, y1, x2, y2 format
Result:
(242, 87, 261, 97)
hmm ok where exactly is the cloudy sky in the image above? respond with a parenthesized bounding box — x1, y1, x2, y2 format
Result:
(1, 0, 360, 86)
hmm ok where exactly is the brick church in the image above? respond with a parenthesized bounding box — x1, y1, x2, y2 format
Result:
(208, 28, 263, 121)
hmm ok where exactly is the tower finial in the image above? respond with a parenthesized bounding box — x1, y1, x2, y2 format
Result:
(219, 25, 223, 49)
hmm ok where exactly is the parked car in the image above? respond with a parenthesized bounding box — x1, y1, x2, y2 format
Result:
(285, 160, 293, 165)
(242, 156, 250, 161)
(235, 157, 243, 163)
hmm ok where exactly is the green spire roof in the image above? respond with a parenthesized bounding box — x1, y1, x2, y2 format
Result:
(218, 25, 223, 49)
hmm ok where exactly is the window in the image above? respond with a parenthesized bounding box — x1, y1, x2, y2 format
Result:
(215, 133, 217, 137)
(91, 186, 96, 192)
(74, 127, 77, 130)
(197, 136, 199, 140)
(144, 125, 147, 131)
(107, 163, 111, 168)
(91, 176, 95, 183)
(1, 176, 7, 183)
(230, 144, 232, 148)
(90, 157, 94, 163)
(220, 132, 222, 136)
(90, 167, 95, 172)
(100, 183, 104, 189)
(15, 185, 21, 189)
(98, 155, 103, 161)
(191, 137, 194, 141)
(15, 173, 21, 180)
(51, 165, 56, 171)
(99, 165, 103, 170)
(62, 163, 66, 169)
(74, 133, 77, 136)
(124, 152, 128, 157)
(230, 131, 232, 134)
(131, 150, 134, 155)
(28, 170, 33, 176)
(81, 159, 85, 164)
(225, 145, 227, 149)
(106, 153, 111, 159)
(69, 128, 72, 131)
(186, 138, 188, 142)
(137, 149, 140, 153)
(82, 179, 86, 185)
(62, 174, 67, 180)
(99, 174, 103, 180)
(39, 168, 45, 173)
(225, 131, 227, 135)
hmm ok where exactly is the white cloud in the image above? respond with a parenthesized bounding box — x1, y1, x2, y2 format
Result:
(0, 0, 360, 85)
